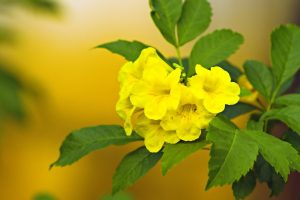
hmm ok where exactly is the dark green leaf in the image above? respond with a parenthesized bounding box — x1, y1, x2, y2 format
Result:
(161, 140, 208, 175)
(274, 94, 300, 107)
(96, 40, 149, 61)
(51, 125, 142, 167)
(206, 117, 259, 189)
(284, 130, 300, 153)
(177, 0, 211, 46)
(149, 0, 182, 46)
(271, 24, 300, 87)
(277, 77, 294, 96)
(217, 61, 242, 82)
(232, 171, 256, 200)
(112, 147, 162, 194)
(244, 60, 273, 100)
(189, 29, 244, 76)
(262, 106, 300, 134)
(221, 102, 257, 119)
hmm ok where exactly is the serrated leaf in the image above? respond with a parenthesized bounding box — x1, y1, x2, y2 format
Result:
(206, 117, 259, 189)
(161, 140, 208, 175)
(262, 106, 300, 134)
(112, 147, 162, 194)
(217, 61, 242, 82)
(242, 130, 300, 181)
(244, 60, 273, 100)
(254, 155, 285, 197)
(284, 130, 300, 153)
(232, 170, 256, 200)
(51, 125, 142, 167)
(177, 0, 211, 46)
(189, 29, 244, 76)
(221, 102, 257, 119)
(271, 24, 300, 87)
(95, 40, 148, 61)
(274, 94, 300, 107)
(149, 0, 182, 46)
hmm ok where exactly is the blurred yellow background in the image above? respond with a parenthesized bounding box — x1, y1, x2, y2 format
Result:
(0, 0, 299, 199)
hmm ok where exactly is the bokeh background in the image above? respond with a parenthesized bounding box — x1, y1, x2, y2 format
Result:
(0, 0, 299, 199)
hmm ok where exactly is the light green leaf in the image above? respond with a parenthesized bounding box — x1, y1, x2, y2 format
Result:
(51, 125, 142, 167)
(189, 29, 244, 76)
(161, 140, 208, 175)
(33, 193, 57, 200)
(274, 94, 300, 107)
(240, 87, 252, 97)
(244, 60, 273, 100)
(112, 147, 162, 194)
(95, 40, 148, 61)
(247, 120, 263, 131)
(221, 102, 257, 119)
(262, 106, 300, 134)
(206, 117, 259, 189)
(242, 130, 300, 181)
(177, 0, 211, 46)
(271, 24, 300, 87)
(149, 0, 182, 46)
(217, 61, 242, 82)
(232, 171, 256, 200)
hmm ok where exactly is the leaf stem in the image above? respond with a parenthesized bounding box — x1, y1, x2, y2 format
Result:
(175, 45, 183, 67)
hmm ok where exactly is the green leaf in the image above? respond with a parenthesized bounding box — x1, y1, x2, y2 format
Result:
(244, 60, 273, 100)
(247, 120, 263, 131)
(221, 102, 257, 119)
(95, 40, 148, 61)
(217, 61, 242, 82)
(271, 24, 300, 87)
(112, 147, 162, 194)
(206, 117, 259, 189)
(177, 0, 211, 46)
(149, 0, 182, 46)
(254, 155, 285, 197)
(189, 29, 244, 76)
(242, 130, 300, 181)
(284, 130, 300, 153)
(274, 94, 300, 107)
(161, 140, 208, 175)
(21, 0, 60, 14)
(262, 106, 300, 134)
(33, 193, 57, 200)
(101, 192, 134, 200)
(232, 171, 256, 200)
(239, 87, 252, 97)
(277, 77, 294, 96)
(51, 125, 142, 167)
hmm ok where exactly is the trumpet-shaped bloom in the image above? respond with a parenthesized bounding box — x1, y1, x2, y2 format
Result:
(189, 65, 240, 113)
(135, 114, 179, 153)
(161, 85, 215, 141)
(130, 65, 182, 120)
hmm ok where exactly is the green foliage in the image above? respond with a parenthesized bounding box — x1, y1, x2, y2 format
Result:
(189, 29, 244, 76)
(96, 40, 149, 61)
(177, 0, 211, 46)
(206, 116, 259, 189)
(239, 87, 252, 97)
(20, 0, 59, 13)
(101, 192, 134, 200)
(274, 94, 300, 107)
(221, 102, 257, 119)
(263, 106, 300, 134)
(51, 125, 142, 167)
(149, 0, 182, 46)
(247, 120, 263, 131)
(112, 147, 162, 194)
(284, 130, 300, 153)
(33, 193, 57, 200)
(232, 171, 256, 200)
(244, 60, 273, 101)
(161, 140, 208, 175)
(271, 24, 300, 88)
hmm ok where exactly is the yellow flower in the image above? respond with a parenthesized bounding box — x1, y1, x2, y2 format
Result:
(189, 65, 240, 114)
(130, 63, 182, 120)
(135, 114, 179, 153)
(161, 85, 215, 141)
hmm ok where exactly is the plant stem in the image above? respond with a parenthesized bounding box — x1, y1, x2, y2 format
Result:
(175, 45, 183, 67)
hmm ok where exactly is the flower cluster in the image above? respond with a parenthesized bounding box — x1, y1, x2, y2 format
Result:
(116, 47, 240, 152)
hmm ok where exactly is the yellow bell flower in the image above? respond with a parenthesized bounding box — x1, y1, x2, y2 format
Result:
(188, 65, 240, 114)
(130, 65, 182, 120)
(161, 85, 215, 141)
(135, 114, 179, 153)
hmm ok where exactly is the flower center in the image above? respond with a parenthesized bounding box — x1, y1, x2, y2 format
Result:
(178, 104, 197, 119)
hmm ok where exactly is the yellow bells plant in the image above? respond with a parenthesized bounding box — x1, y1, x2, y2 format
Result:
(189, 65, 240, 114)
